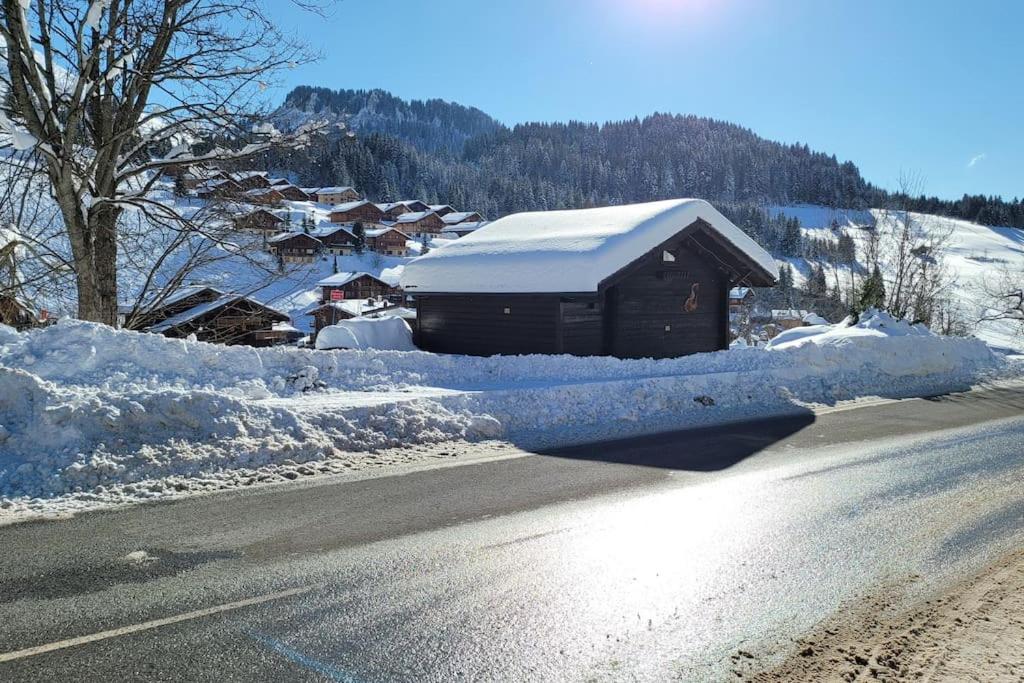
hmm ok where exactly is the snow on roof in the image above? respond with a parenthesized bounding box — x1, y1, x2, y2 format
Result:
(440, 221, 488, 234)
(428, 204, 453, 211)
(317, 186, 357, 195)
(312, 224, 355, 239)
(772, 309, 810, 320)
(311, 299, 391, 317)
(267, 231, 321, 244)
(316, 271, 388, 288)
(729, 287, 751, 299)
(244, 187, 281, 196)
(394, 210, 434, 223)
(364, 226, 408, 238)
(442, 211, 479, 224)
(148, 294, 238, 333)
(330, 199, 373, 212)
(401, 199, 778, 294)
(232, 171, 268, 179)
(158, 284, 222, 307)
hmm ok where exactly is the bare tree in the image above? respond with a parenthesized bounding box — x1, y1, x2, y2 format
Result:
(975, 265, 1024, 337)
(0, 0, 325, 324)
(866, 173, 957, 326)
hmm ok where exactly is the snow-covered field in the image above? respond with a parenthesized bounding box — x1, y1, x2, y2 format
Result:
(772, 204, 1024, 352)
(1, 312, 1016, 518)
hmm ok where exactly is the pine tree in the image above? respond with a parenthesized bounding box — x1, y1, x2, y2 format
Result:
(173, 173, 187, 198)
(857, 266, 886, 313)
(807, 263, 828, 297)
(352, 221, 366, 254)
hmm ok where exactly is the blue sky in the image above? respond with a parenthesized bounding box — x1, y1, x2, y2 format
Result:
(273, 0, 1022, 201)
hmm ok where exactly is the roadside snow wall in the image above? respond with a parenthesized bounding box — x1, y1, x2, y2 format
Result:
(0, 314, 1010, 513)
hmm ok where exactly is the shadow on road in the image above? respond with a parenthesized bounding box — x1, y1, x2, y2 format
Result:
(536, 410, 817, 472)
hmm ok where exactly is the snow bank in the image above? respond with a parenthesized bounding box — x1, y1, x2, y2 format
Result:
(0, 316, 1012, 516)
(315, 317, 415, 351)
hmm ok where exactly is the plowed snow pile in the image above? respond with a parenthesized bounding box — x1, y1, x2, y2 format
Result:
(0, 312, 1012, 516)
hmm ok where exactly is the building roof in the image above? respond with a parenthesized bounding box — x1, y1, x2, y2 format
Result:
(309, 299, 392, 317)
(394, 210, 436, 224)
(428, 204, 454, 212)
(442, 211, 480, 224)
(316, 271, 391, 288)
(147, 294, 285, 333)
(729, 286, 752, 300)
(318, 186, 357, 195)
(244, 187, 282, 197)
(364, 227, 409, 239)
(401, 199, 778, 294)
(267, 231, 322, 245)
(329, 199, 375, 213)
(440, 220, 488, 234)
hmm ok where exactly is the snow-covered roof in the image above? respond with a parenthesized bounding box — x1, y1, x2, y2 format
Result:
(232, 171, 268, 180)
(267, 231, 321, 245)
(310, 299, 391, 317)
(318, 186, 357, 195)
(440, 221, 488, 234)
(244, 187, 282, 197)
(148, 294, 286, 334)
(729, 287, 752, 299)
(317, 271, 390, 288)
(330, 199, 374, 212)
(364, 227, 408, 238)
(442, 211, 480, 224)
(394, 210, 434, 223)
(401, 199, 778, 294)
(772, 309, 810, 320)
(428, 204, 453, 212)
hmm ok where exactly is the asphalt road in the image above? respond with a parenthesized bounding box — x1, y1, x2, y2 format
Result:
(1, 385, 1023, 681)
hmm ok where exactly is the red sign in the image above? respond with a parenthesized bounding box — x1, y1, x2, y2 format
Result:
(330, 289, 344, 301)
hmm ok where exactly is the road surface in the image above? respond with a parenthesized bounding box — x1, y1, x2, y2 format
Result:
(1, 384, 1023, 681)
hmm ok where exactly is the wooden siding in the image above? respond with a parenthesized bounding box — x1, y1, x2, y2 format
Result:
(604, 242, 727, 359)
(415, 295, 561, 356)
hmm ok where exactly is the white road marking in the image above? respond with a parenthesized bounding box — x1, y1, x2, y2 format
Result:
(0, 585, 313, 664)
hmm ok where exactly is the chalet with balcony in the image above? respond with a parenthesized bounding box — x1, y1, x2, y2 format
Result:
(318, 272, 399, 305)
(315, 225, 360, 255)
(234, 209, 286, 233)
(328, 200, 385, 225)
(267, 232, 322, 263)
(394, 210, 446, 237)
(316, 186, 361, 204)
(366, 227, 411, 256)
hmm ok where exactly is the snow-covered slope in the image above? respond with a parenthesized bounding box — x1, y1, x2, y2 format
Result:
(771, 205, 1024, 351)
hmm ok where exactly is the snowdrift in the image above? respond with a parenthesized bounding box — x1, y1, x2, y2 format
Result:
(0, 316, 1010, 515)
(315, 317, 415, 351)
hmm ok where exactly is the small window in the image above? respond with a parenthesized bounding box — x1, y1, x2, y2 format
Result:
(503, 307, 511, 315)
(663, 250, 676, 262)
(664, 324, 671, 332)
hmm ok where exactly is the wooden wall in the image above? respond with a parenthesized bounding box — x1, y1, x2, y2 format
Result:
(604, 242, 727, 359)
(415, 295, 561, 356)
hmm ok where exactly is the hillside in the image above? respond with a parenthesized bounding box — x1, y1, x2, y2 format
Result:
(275, 87, 503, 153)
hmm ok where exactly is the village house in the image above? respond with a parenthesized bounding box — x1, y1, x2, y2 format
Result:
(233, 209, 286, 233)
(244, 187, 286, 205)
(274, 184, 312, 202)
(365, 227, 411, 256)
(427, 204, 456, 217)
(0, 294, 40, 330)
(126, 286, 295, 347)
(317, 272, 399, 305)
(442, 211, 484, 226)
(401, 199, 777, 359)
(267, 232, 323, 263)
(440, 221, 488, 239)
(230, 171, 272, 190)
(316, 186, 361, 204)
(315, 225, 360, 255)
(728, 286, 755, 321)
(393, 210, 447, 237)
(328, 200, 386, 225)
(307, 298, 395, 337)
(377, 202, 413, 221)
(195, 178, 243, 200)
(269, 178, 291, 187)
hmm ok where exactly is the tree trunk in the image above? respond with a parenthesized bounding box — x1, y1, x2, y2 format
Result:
(89, 205, 121, 326)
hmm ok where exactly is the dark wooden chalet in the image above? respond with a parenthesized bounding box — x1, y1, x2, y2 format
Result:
(0, 294, 39, 330)
(316, 186, 360, 204)
(394, 210, 447, 236)
(377, 202, 413, 221)
(267, 232, 322, 263)
(244, 187, 286, 205)
(317, 272, 399, 304)
(400, 199, 777, 359)
(275, 184, 312, 201)
(307, 299, 394, 336)
(427, 204, 456, 217)
(234, 209, 285, 233)
(128, 286, 292, 347)
(196, 178, 243, 199)
(316, 225, 359, 255)
(230, 171, 271, 190)
(366, 227, 411, 256)
(328, 200, 385, 225)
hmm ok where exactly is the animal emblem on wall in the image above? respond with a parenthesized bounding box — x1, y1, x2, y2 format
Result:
(683, 282, 700, 313)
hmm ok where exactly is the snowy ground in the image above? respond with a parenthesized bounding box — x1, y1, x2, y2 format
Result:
(1, 312, 1018, 518)
(771, 204, 1024, 352)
